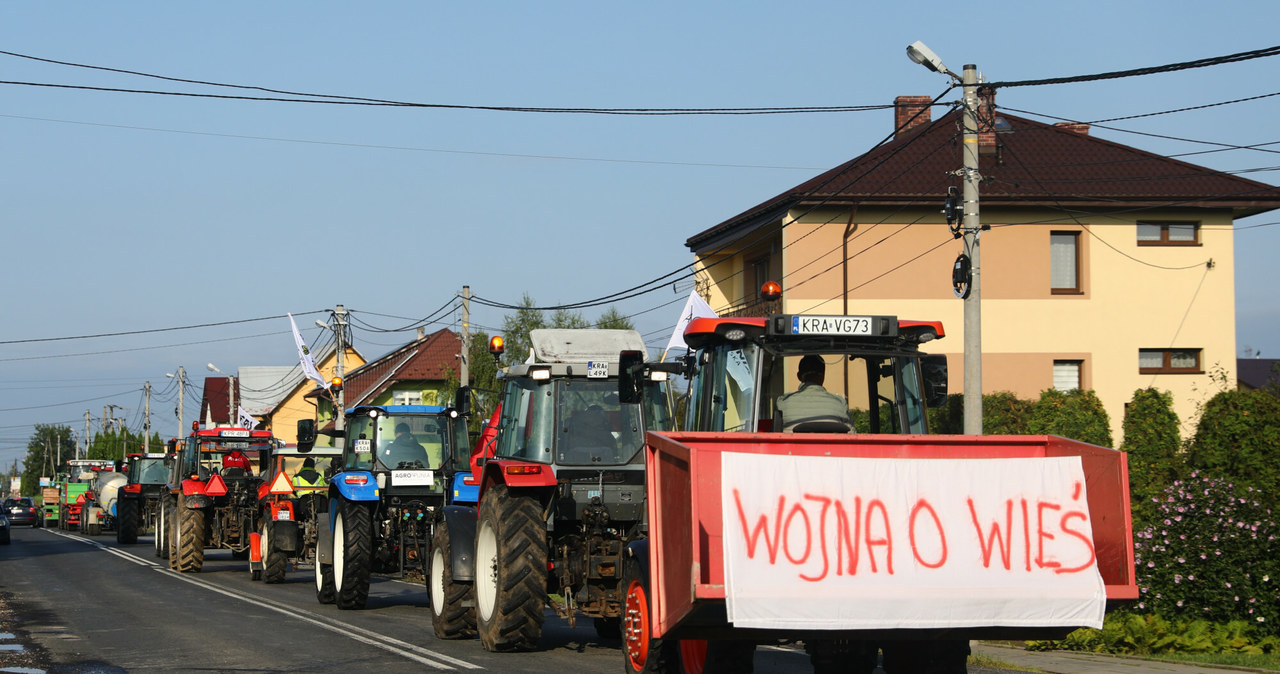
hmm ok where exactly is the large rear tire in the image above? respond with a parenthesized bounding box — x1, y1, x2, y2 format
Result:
(430, 521, 476, 639)
(475, 484, 546, 652)
(263, 521, 288, 584)
(333, 498, 371, 610)
(117, 498, 139, 544)
(176, 494, 206, 573)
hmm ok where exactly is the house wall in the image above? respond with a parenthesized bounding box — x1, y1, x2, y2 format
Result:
(696, 205, 1237, 443)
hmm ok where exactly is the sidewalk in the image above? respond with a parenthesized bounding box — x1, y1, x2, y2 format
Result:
(972, 642, 1276, 674)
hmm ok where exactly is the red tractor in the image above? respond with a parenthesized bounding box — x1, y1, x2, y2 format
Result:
(617, 294, 1136, 673)
(161, 423, 275, 573)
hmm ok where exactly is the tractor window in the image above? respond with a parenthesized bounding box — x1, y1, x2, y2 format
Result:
(497, 377, 555, 463)
(555, 379, 642, 466)
(688, 344, 759, 432)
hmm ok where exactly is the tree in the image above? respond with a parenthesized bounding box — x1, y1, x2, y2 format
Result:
(927, 391, 1031, 435)
(500, 293, 547, 368)
(21, 424, 77, 496)
(1120, 388, 1182, 529)
(1026, 388, 1113, 447)
(594, 307, 634, 330)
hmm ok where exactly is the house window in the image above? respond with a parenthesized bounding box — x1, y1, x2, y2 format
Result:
(393, 390, 422, 406)
(1137, 221, 1200, 246)
(749, 256, 771, 299)
(1053, 360, 1082, 391)
(1050, 232, 1080, 293)
(1139, 349, 1202, 374)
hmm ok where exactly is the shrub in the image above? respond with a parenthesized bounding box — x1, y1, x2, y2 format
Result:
(1187, 389, 1280, 502)
(926, 391, 1030, 435)
(1027, 388, 1113, 447)
(1028, 614, 1280, 654)
(1132, 471, 1279, 636)
(1121, 388, 1183, 530)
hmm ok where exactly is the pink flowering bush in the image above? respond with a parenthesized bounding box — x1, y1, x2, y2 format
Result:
(1133, 471, 1279, 636)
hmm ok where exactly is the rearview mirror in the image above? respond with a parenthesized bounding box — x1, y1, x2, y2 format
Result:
(296, 418, 317, 452)
(618, 350, 645, 404)
(922, 354, 949, 408)
(455, 386, 471, 418)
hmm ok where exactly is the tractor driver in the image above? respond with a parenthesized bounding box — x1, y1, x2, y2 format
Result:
(382, 422, 428, 469)
(775, 354, 854, 432)
(292, 457, 325, 489)
(223, 448, 252, 475)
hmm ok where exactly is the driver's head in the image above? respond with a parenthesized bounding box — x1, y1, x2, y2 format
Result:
(395, 423, 411, 437)
(797, 355, 826, 385)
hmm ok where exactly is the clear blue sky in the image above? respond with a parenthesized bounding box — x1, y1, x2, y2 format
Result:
(3, 2, 1279, 466)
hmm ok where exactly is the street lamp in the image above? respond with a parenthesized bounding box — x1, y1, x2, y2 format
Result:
(907, 40, 984, 435)
(207, 363, 235, 428)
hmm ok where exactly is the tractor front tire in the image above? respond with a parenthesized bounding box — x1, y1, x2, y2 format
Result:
(430, 521, 476, 639)
(117, 499, 139, 545)
(475, 484, 546, 652)
(176, 494, 206, 573)
(333, 499, 371, 610)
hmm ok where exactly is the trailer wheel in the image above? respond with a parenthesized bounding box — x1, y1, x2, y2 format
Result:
(475, 484, 546, 652)
(622, 555, 684, 673)
(430, 521, 476, 639)
(176, 494, 206, 573)
(117, 498, 139, 544)
(333, 498, 371, 609)
(263, 522, 288, 584)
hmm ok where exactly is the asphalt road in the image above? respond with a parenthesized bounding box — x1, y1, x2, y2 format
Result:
(0, 524, 841, 673)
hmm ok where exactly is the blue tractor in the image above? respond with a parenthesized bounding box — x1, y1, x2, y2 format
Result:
(299, 396, 473, 610)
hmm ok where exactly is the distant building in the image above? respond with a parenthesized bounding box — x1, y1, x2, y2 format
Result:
(1237, 358, 1280, 391)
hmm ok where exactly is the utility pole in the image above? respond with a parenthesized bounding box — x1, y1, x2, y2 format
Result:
(959, 63, 984, 435)
(84, 410, 91, 459)
(334, 305, 348, 439)
(144, 381, 152, 452)
(167, 366, 186, 439)
(461, 286, 471, 388)
(907, 42, 984, 434)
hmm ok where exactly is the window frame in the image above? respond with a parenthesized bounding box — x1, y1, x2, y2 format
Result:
(1050, 231, 1082, 294)
(1137, 221, 1201, 246)
(1138, 348, 1203, 375)
(1053, 359, 1083, 391)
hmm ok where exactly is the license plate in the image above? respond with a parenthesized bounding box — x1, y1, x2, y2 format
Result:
(220, 430, 250, 438)
(790, 315, 873, 336)
(586, 361, 609, 379)
(391, 470, 434, 487)
(276, 510, 292, 521)
(354, 439, 372, 454)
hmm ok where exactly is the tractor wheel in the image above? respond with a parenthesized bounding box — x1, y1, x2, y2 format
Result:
(622, 555, 686, 673)
(263, 522, 288, 584)
(157, 499, 170, 559)
(333, 499, 371, 610)
(475, 484, 546, 652)
(117, 499, 139, 545)
(880, 639, 969, 674)
(430, 521, 476, 639)
(315, 557, 336, 604)
(175, 494, 206, 573)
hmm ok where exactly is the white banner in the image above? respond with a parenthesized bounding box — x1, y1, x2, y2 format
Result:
(237, 405, 258, 430)
(664, 290, 717, 355)
(721, 454, 1106, 630)
(289, 313, 327, 387)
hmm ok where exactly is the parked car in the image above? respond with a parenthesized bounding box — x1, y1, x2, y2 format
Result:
(0, 509, 10, 544)
(4, 497, 39, 527)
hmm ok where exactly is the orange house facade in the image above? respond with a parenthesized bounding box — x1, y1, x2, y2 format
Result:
(688, 95, 1280, 442)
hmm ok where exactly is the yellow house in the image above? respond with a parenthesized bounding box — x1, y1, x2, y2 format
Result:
(686, 94, 1280, 442)
(256, 343, 366, 443)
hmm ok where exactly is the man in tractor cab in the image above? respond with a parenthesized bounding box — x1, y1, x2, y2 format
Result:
(775, 354, 854, 432)
(382, 422, 429, 469)
(292, 458, 325, 489)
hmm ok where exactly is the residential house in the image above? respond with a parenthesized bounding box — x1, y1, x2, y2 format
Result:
(197, 342, 367, 442)
(307, 328, 463, 440)
(1238, 358, 1280, 392)
(686, 93, 1280, 442)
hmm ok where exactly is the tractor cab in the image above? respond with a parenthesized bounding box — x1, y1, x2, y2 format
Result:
(340, 405, 468, 492)
(676, 313, 948, 435)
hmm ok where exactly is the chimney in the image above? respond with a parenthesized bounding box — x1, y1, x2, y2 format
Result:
(894, 96, 932, 138)
(417, 327, 426, 340)
(1054, 122, 1091, 136)
(977, 87, 997, 153)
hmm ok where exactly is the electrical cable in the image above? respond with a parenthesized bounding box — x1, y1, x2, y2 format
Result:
(985, 44, 1280, 89)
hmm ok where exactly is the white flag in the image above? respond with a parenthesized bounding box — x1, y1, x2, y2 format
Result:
(289, 313, 327, 387)
(237, 406, 258, 430)
(665, 290, 718, 355)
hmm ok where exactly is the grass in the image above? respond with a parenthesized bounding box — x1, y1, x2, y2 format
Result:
(983, 641, 1280, 672)
(967, 652, 1042, 672)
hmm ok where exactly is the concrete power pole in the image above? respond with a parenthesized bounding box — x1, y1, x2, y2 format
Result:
(959, 63, 984, 435)
(461, 285, 471, 388)
(144, 381, 152, 452)
(167, 365, 186, 439)
(84, 410, 91, 459)
(333, 305, 349, 440)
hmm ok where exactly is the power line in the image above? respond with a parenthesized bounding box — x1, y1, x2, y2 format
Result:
(986, 44, 1280, 89)
(0, 311, 324, 345)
